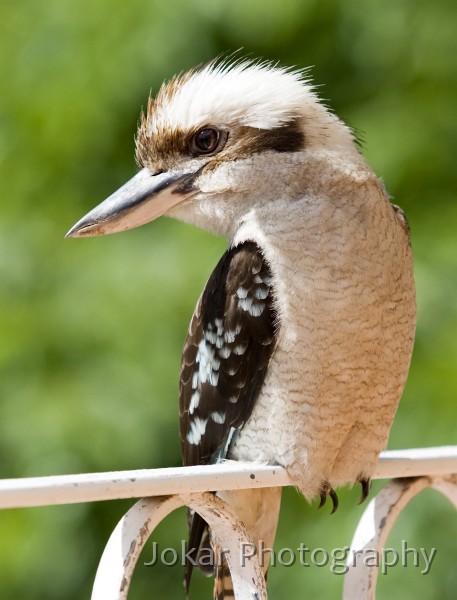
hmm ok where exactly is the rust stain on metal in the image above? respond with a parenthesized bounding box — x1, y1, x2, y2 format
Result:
(124, 539, 137, 567)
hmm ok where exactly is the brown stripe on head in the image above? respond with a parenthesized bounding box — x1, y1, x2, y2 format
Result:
(135, 120, 188, 169)
(135, 106, 188, 170)
(225, 119, 305, 158)
(135, 68, 202, 169)
(136, 115, 305, 171)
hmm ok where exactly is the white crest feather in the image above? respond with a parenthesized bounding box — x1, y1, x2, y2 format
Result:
(150, 59, 317, 134)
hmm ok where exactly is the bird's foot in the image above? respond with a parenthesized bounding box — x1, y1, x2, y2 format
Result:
(318, 481, 339, 514)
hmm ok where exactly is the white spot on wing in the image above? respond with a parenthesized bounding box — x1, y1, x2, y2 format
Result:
(205, 330, 218, 344)
(249, 302, 265, 317)
(239, 297, 253, 312)
(254, 286, 269, 300)
(209, 370, 219, 386)
(218, 346, 231, 359)
(211, 411, 226, 424)
(196, 339, 220, 385)
(220, 426, 238, 461)
(236, 287, 249, 299)
(234, 343, 247, 355)
(214, 319, 223, 336)
(189, 391, 200, 414)
(192, 372, 199, 389)
(224, 327, 241, 343)
(187, 417, 208, 445)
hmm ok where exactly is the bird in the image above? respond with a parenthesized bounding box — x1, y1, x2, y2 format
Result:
(66, 58, 416, 598)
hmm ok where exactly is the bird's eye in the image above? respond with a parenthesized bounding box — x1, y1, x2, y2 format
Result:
(191, 127, 222, 155)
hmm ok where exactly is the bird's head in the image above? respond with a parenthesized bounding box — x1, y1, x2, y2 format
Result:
(66, 59, 358, 240)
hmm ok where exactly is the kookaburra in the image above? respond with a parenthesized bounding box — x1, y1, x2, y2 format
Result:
(66, 59, 416, 598)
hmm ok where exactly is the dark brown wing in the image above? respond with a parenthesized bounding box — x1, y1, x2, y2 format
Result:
(179, 240, 278, 466)
(179, 240, 278, 589)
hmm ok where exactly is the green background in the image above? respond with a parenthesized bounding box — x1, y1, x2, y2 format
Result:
(1, 1, 456, 598)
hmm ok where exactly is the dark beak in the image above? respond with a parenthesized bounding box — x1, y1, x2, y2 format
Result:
(65, 167, 200, 238)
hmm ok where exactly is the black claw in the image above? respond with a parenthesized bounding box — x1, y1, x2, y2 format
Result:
(329, 487, 339, 514)
(359, 478, 372, 504)
(318, 481, 338, 513)
(318, 489, 327, 509)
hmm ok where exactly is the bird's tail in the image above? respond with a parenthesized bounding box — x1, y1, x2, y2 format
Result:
(212, 487, 282, 600)
(213, 549, 234, 600)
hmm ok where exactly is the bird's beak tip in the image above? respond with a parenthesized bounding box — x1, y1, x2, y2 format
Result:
(65, 166, 201, 241)
(65, 221, 97, 239)
(64, 228, 76, 239)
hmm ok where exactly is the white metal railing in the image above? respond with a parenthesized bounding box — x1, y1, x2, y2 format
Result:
(1, 446, 457, 599)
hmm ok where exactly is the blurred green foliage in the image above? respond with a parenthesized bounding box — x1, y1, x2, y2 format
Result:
(0, 0, 456, 598)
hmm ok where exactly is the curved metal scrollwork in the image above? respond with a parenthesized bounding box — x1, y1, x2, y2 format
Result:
(92, 474, 457, 599)
(92, 492, 267, 600)
(2, 449, 453, 599)
(343, 474, 457, 599)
